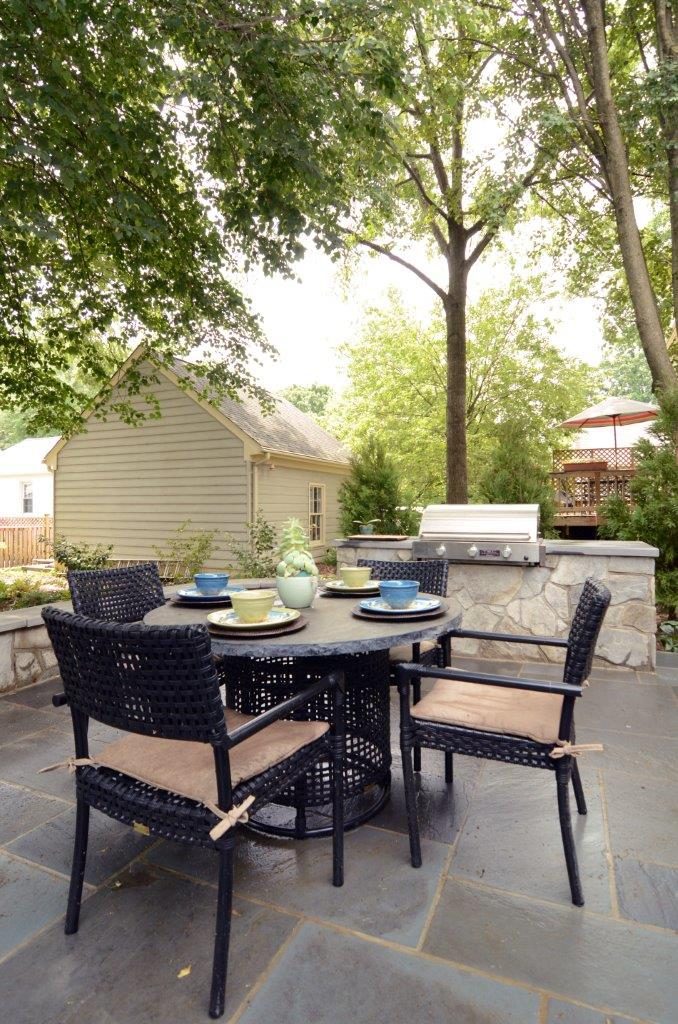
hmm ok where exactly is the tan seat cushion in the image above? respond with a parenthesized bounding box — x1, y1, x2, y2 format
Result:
(389, 639, 437, 662)
(94, 710, 329, 808)
(411, 678, 563, 744)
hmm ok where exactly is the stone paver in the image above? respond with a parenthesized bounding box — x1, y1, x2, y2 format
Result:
(238, 923, 542, 1024)
(423, 876, 678, 1024)
(0, 664, 676, 1024)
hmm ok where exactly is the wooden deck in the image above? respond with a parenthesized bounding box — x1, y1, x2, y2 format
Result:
(551, 448, 636, 529)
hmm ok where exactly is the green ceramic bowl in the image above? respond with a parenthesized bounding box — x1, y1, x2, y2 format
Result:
(230, 588, 276, 624)
(339, 566, 372, 588)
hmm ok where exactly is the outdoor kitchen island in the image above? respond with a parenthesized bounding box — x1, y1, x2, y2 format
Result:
(336, 506, 658, 669)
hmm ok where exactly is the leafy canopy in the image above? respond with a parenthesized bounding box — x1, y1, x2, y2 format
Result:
(1, 1, 398, 432)
(331, 281, 597, 502)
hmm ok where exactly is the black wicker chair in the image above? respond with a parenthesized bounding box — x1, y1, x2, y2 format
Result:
(358, 558, 451, 773)
(42, 607, 345, 1019)
(395, 578, 611, 906)
(356, 558, 449, 669)
(68, 562, 166, 623)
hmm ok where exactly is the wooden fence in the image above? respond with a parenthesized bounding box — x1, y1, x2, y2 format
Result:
(0, 515, 53, 568)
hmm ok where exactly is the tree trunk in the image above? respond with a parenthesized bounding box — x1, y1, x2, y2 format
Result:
(655, 1, 678, 337)
(445, 229, 468, 502)
(583, 0, 678, 392)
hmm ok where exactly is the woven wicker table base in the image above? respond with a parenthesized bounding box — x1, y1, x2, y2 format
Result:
(223, 649, 392, 838)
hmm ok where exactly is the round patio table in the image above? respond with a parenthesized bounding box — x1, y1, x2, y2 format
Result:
(144, 594, 461, 837)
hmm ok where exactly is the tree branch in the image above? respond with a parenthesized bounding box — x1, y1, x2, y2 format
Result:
(349, 235, 447, 303)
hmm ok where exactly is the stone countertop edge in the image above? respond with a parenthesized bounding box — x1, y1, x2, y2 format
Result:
(335, 536, 659, 559)
(543, 539, 659, 558)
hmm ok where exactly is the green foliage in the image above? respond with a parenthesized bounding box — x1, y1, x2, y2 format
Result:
(280, 385, 334, 423)
(276, 518, 318, 577)
(0, 575, 70, 611)
(339, 438, 417, 536)
(598, 336, 654, 403)
(599, 390, 678, 612)
(323, 547, 338, 568)
(49, 536, 113, 572)
(658, 620, 678, 652)
(153, 521, 219, 581)
(0, 1, 396, 432)
(226, 511, 278, 579)
(476, 422, 556, 537)
(331, 285, 596, 502)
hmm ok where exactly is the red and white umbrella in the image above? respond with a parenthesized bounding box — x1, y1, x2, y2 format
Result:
(559, 397, 658, 468)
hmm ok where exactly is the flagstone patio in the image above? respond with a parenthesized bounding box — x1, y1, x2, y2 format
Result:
(0, 657, 676, 1023)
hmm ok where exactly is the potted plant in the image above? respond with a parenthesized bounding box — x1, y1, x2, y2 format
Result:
(275, 518, 319, 608)
(353, 519, 380, 535)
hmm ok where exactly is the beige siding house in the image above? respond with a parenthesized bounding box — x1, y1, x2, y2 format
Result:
(45, 351, 350, 568)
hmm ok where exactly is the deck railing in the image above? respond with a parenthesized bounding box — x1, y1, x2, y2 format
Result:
(550, 449, 636, 523)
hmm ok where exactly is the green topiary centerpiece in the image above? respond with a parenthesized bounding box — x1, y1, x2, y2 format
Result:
(275, 518, 318, 608)
(276, 518, 318, 577)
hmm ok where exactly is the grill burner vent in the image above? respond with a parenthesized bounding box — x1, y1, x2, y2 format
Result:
(412, 504, 543, 566)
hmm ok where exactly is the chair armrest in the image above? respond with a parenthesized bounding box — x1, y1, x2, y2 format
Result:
(52, 692, 68, 708)
(394, 663, 582, 699)
(450, 628, 569, 649)
(225, 670, 344, 748)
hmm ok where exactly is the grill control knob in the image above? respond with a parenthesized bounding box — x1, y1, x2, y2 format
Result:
(435, 544, 447, 556)
(468, 544, 479, 558)
(502, 545, 512, 559)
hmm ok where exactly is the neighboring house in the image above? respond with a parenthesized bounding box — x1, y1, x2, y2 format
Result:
(45, 348, 351, 568)
(0, 436, 59, 518)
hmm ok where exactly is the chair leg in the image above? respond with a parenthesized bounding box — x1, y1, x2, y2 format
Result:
(401, 744, 422, 868)
(209, 840, 236, 1019)
(444, 751, 453, 785)
(556, 766, 584, 907)
(294, 776, 308, 839)
(65, 798, 90, 935)
(571, 759, 587, 815)
(332, 742, 345, 888)
(412, 678, 421, 773)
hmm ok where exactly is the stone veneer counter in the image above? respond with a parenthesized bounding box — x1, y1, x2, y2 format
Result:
(335, 537, 659, 669)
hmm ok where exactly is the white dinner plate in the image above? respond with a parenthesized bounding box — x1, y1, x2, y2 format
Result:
(207, 607, 301, 631)
(358, 597, 441, 614)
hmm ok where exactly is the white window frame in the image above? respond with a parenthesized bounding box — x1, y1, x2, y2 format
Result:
(308, 483, 325, 545)
(21, 481, 33, 515)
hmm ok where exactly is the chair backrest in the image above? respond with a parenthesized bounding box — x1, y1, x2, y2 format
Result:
(67, 563, 166, 623)
(42, 607, 226, 743)
(357, 558, 449, 597)
(563, 578, 611, 686)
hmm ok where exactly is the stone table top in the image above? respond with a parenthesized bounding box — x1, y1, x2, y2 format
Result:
(144, 594, 462, 658)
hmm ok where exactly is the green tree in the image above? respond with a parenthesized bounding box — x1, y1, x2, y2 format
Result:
(331, 2, 560, 501)
(280, 384, 334, 423)
(332, 283, 596, 502)
(476, 421, 556, 536)
(1, 1, 399, 432)
(599, 389, 678, 612)
(338, 439, 416, 536)
(598, 337, 654, 403)
(518, 1, 678, 393)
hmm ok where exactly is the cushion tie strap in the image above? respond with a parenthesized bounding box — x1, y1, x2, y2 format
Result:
(39, 757, 98, 774)
(549, 740, 604, 760)
(206, 796, 256, 841)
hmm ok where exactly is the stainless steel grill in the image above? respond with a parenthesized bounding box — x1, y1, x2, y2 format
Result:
(412, 504, 543, 566)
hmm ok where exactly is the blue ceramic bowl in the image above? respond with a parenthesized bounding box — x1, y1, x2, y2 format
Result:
(378, 579, 420, 609)
(194, 572, 230, 596)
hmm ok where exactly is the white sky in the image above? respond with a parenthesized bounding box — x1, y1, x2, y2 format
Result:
(243, 237, 605, 394)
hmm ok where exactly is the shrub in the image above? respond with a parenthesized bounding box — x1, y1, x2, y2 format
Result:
(0, 576, 70, 611)
(153, 520, 220, 581)
(599, 390, 678, 615)
(226, 510, 278, 578)
(49, 535, 113, 571)
(476, 422, 556, 536)
(339, 439, 418, 536)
